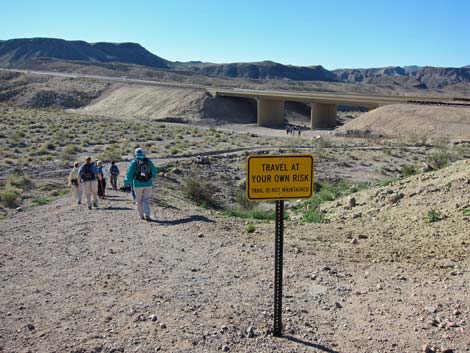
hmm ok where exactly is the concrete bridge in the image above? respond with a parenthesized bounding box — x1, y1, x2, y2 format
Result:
(213, 89, 453, 129)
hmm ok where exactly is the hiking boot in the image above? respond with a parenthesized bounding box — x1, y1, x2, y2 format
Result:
(145, 215, 151, 221)
(88, 205, 92, 210)
(77, 201, 81, 205)
(93, 203, 98, 208)
(140, 216, 145, 220)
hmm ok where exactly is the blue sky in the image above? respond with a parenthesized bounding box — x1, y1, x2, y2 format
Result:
(1, 0, 469, 69)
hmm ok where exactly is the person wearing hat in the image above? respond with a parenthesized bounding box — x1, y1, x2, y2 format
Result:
(124, 148, 157, 220)
(77, 156, 100, 209)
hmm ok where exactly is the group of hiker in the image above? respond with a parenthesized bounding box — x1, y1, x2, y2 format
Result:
(67, 148, 157, 221)
(286, 124, 304, 136)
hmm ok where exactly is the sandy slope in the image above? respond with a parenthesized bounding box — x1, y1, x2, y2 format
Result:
(78, 84, 207, 120)
(1, 161, 469, 352)
(338, 104, 470, 139)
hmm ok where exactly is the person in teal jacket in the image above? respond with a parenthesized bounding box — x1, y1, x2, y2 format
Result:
(124, 148, 158, 220)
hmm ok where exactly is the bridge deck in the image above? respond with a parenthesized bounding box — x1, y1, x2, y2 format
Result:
(213, 88, 456, 106)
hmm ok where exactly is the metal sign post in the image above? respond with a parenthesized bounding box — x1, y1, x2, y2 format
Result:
(273, 200, 284, 337)
(246, 154, 314, 337)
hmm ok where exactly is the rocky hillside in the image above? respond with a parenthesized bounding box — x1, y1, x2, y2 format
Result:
(0, 38, 170, 69)
(175, 61, 338, 82)
(0, 70, 108, 108)
(334, 65, 470, 89)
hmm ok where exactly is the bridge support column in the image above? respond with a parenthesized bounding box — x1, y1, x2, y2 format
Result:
(311, 103, 337, 129)
(258, 99, 285, 127)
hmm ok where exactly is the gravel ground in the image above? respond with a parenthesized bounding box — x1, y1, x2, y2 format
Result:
(1, 161, 468, 353)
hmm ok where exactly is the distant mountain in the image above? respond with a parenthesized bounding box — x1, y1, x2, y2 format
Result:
(177, 60, 337, 82)
(334, 66, 406, 82)
(1, 38, 469, 88)
(0, 38, 336, 81)
(334, 65, 470, 89)
(0, 38, 170, 69)
(403, 65, 423, 73)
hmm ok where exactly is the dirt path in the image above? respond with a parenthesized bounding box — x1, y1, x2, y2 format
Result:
(1, 184, 468, 352)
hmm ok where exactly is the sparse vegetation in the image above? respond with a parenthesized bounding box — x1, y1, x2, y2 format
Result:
(0, 189, 19, 208)
(424, 208, 444, 223)
(223, 208, 276, 220)
(31, 197, 52, 206)
(293, 180, 362, 223)
(427, 151, 449, 170)
(402, 164, 418, 177)
(182, 169, 218, 209)
(245, 223, 255, 233)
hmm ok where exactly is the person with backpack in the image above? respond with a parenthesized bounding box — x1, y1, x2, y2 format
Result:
(67, 161, 83, 205)
(108, 161, 120, 191)
(96, 160, 107, 199)
(124, 148, 157, 221)
(78, 156, 100, 210)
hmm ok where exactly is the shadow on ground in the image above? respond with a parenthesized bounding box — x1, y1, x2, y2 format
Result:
(153, 214, 215, 225)
(284, 336, 341, 353)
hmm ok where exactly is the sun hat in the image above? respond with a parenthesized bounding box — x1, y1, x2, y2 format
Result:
(135, 148, 145, 159)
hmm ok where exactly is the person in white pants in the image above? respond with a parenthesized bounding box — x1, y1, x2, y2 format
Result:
(77, 156, 101, 210)
(67, 161, 83, 204)
(123, 148, 157, 220)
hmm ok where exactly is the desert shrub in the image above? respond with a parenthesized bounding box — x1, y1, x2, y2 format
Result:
(427, 151, 449, 170)
(293, 180, 355, 224)
(61, 144, 80, 161)
(0, 190, 19, 208)
(424, 209, 444, 223)
(402, 164, 418, 177)
(246, 223, 255, 233)
(302, 208, 325, 223)
(8, 173, 32, 189)
(378, 176, 399, 187)
(31, 197, 52, 206)
(63, 144, 79, 154)
(463, 209, 470, 216)
(181, 170, 218, 209)
(97, 144, 122, 162)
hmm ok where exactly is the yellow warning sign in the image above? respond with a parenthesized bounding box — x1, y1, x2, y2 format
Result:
(246, 154, 314, 200)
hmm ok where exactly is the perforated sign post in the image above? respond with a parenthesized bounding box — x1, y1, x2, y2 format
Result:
(246, 154, 314, 337)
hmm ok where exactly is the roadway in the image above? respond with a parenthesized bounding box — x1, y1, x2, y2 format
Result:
(2, 68, 468, 107)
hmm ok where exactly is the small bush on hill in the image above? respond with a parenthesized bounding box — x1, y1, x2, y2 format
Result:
(245, 223, 255, 233)
(8, 172, 32, 189)
(402, 164, 418, 177)
(182, 169, 218, 209)
(424, 209, 444, 223)
(0, 190, 19, 208)
(427, 151, 449, 170)
(293, 180, 363, 224)
(31, 197, 52, 206)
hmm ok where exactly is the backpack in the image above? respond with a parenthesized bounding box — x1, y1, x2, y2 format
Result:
(110, 165, 119, 177)
(80, 163, 95, 181)
(134, 158, 152, 182)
